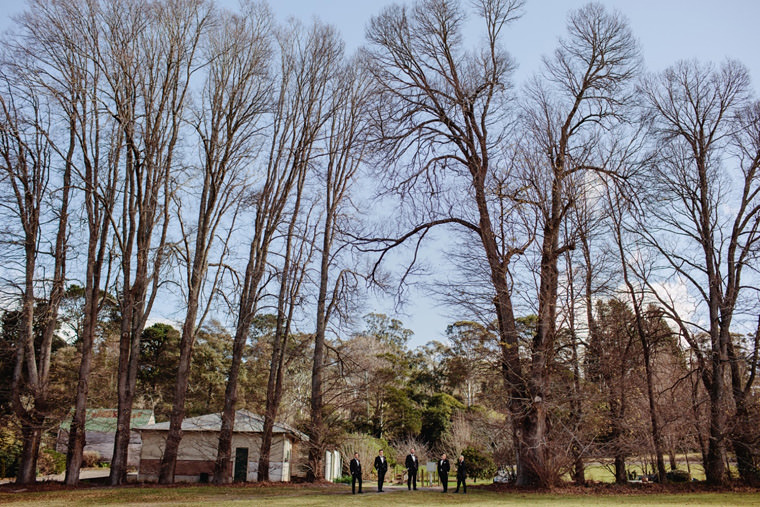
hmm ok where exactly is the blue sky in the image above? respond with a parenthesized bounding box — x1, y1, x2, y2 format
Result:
(1, 0, 758, 346)
(3, 1, 758, 82)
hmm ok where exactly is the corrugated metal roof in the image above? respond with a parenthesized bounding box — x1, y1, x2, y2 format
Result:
(59, 409, 155, 432)
(138, 409, 309, 441)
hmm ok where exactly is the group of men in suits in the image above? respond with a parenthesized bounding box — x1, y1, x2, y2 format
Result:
(349, 447, 467, 494)
(349, 450, 389, 494)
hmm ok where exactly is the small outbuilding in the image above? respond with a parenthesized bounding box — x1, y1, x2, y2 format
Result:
(324, 449, 342, 482)
(56, 408, 155, 467)
(137, 409, 308, 483)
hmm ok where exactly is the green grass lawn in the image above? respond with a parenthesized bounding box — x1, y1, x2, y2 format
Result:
(578, 464, 707, 482)
(1, 483, 759, 506)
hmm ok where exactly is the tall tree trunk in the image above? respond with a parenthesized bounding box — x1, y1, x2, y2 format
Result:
(260, 161, 313, 481)
(640, 338, 667, 481)
(159, 5, 269, 482)
(569, 326, 585, 484)
(67, 144, 115, 484)
(258, 305, 291, 482)
(610, 394, 627, 484)
(6, 113, 42, 485)
(704, 362, 727, 484)
(308, 205, 333, 482)
(6, 99, 71, 484)
(13, 207, 41, 487)
(308, 301, 327, 482)
(728, 327, 760, 485)
(158, 284, 200, 484)
(108, 0, 204, 483)
(17, 424, 43, 484)
(518, 178, 563, 487)
(614, 217, 667, 483)
(614, 455, 627, 484)
(491, 271, 532, 486)
(159, 204, 211, 483)
(574, 227, 598, 485)
(65, 288, 97, 483)
(213, 236, 266, 484)
(213, 341, 242, 483)
(110, 301, 136, 485)
(259, 193, 302, 482)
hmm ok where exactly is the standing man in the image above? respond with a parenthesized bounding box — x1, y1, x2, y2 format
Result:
(405, 448, 419, 490)
(437, 453, 450, 493)
(374, 449, 388, 492)
(350, 452, 363, 494)
(455, 454, 467, 494)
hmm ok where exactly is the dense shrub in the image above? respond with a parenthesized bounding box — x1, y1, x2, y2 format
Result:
(0, 419, 21, 478)
(38, 448, 66, 475)
(666, 469, 690, 482)
(82, 450, 102, 468)
(462, 446, 496, 481)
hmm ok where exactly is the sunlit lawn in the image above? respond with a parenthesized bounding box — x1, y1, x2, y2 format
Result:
(1, 483, 760, 506)
(579, 463, 708, 482)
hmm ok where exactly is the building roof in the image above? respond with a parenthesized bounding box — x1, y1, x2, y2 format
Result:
(59, 409, 155, 433)
(138, 409, 309, 441)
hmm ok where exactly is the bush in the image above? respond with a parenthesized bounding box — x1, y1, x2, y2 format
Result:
(666, 469, 690, 482)
(0, 421, 21, 478)
(334, 475, 352, 484)
(82, 450, 102, 468)
(462, 446, 496, 481)
(38, 448, 66, 475)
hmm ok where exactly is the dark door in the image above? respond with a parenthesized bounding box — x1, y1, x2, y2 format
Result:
(234, 447, 248, 482)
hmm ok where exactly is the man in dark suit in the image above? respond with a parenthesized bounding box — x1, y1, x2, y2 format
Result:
(455, 454, 467, 493)
(349, 452, 362, 494)
(405, 448, 419, 490)
(374, 449, 388, 492)
(437, 453, 450, 493)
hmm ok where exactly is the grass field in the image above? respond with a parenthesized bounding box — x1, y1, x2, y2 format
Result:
(575, 463, 708, 482)
(1, 483, 759, 506)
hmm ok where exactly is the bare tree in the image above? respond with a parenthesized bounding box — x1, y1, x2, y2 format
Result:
(0, 26, 74, 481)
(158, 2, 271, 484)
(9, 0, 123, 485)
(257, 169, 315, 481)
(636, 59, 756, 485)
(724, 101, 760, 485)
(0, 75, 51, 485)
(602, 167, 669, 482)
(517, 4, 639, 483)
(560, 182, 613, 484)
(362, 0, 527, 480)
(559, 244, 587, 484)
(362, 0, 637, 485)
(212, 19, 341, 484)
(307, 57, 371, 481)
(100, 0, 210, 484)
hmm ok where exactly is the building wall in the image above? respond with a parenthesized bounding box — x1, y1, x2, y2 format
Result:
(324, 450, 341, 482)
(56, 429, 142, 467)
(138, 431, 294, 483)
